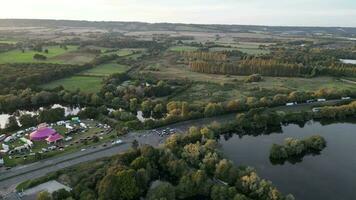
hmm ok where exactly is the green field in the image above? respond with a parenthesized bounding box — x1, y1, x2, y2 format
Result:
(0, 45, 89, 64)
(41, 76, 103, 93)
(42, 63, 129, 92)
(0, 40, 18, 44)
(169, 46, 199, 52)
(104, 48, 145, 57)
(210, 42, 269, 55)
(80, 63, 130, 76)
(141, 60, 356, 103)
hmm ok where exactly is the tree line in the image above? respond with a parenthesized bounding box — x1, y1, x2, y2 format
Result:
(270, 135, 326, 164)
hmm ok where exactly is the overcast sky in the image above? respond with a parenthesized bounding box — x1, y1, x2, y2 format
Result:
(1, 0, 356, 27)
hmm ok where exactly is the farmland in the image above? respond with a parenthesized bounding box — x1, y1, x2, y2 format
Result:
(0, 45, 85, 64)
(41, 63, 130, 92)
(169, 45, 199, 52)
(80, 63, 129, 76)
(41, 76, 103, 93)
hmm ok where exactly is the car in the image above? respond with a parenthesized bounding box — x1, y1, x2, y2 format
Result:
(81, 149, 86, 151)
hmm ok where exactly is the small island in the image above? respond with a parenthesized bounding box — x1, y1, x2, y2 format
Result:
(270, 135, 327, 163)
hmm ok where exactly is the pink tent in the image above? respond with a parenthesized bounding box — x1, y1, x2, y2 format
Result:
(46, 133, 63, 143)
(30, 127, 57, 141)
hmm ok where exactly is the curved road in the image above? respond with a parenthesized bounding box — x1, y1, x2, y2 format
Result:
(0, 99, 350, 197)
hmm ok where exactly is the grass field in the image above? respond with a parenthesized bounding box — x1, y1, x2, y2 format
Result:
(80, 63, 129, 76)
(41, 76, 103, 93)
(0, 45, 96, 64)
(42, 63, 129, 92)
(104, 48, 145, 57)
(0, 40, 18, 44)
(210, 42, 270, 55)
(141, 61, 356, 103)
(169, 46, 199, 52)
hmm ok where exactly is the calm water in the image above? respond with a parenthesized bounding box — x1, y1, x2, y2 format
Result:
(220, 121, 356, 200)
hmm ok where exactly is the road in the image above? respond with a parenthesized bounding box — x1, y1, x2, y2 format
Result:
(0, 98, 350, 197)
(0, 112, 238, 197)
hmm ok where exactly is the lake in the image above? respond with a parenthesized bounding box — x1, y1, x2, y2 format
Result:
(220, 121, 356, 200)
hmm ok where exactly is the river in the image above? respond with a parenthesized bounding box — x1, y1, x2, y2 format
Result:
(220, 120, 356, 200)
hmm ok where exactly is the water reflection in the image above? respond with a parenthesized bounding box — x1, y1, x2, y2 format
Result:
(220, 120, 356, 200)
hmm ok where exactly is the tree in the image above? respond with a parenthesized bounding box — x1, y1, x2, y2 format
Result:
(204, 103, 223, 117)
(19, 114, 37, 128)
(132, 139, 139, 150)
(176, 170, 212, 199)
(269, 144, 288, 160)
(129, 98, 138, 113)
(200, 127, 215, 140)
(33, 54, 47, 60)
(153, 103, 165, 119)
(146, 182, 176, 200)
(181, 102, 189, 117)
(5, 116, 19, 132)
(36, 191, 52, 200)
(141, 100, 153, 118)
(211, 185, 237, 200)
(38, 108, 65, 123)
(52, 189, 71, 200)
(214, 159, 238, 185)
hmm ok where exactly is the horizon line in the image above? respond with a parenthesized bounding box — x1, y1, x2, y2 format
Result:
(1, 18, 356, 29)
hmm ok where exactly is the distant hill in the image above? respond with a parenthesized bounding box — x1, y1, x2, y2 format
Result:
(0, 19, 356, 36)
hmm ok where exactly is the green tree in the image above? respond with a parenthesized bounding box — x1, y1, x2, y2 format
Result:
(146, 182, 175, 200)
(129, 98, 138, 113)
(19, 114, 38, 128)
(52, 189, 71, 200)
(36, 191, 52, 200)
(153, 103, 165, 119)
(5, 116, 19, 132)
(141, 100, 153, 118)
(211, 185, 237, 200)
(204, 103, 223, 117)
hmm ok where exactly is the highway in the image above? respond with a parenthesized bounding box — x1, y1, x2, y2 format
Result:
(0, 112, 238, 197)
(0, 98, 351, 198)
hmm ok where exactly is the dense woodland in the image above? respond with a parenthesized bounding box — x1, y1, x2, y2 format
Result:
(186, 48, 356, 77)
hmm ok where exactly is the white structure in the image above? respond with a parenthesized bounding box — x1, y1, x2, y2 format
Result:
(312, 108, 322, 112)
(1, 143, 10, 153)
(80, 123, 87, 129)
(20, 137, 33, 147)
(0, 134, 5, 141)
(66, 124, 74, 130)
(4, 136, 13, 143)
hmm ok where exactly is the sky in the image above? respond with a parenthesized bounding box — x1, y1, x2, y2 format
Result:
(1, 0, 356, 27)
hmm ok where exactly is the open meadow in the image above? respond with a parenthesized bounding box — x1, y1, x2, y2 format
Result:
(41, 76, 103, 93)
(0, 45, 96, 64)
(41, 63, 130, 92)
